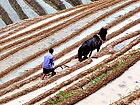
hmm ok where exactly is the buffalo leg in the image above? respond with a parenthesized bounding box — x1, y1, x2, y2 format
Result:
(82, 53, 88, 61)
(97, 46, 101, 52)
(89, 50, 93, 57)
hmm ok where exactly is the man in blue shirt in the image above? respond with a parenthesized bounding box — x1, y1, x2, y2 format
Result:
(41, 48, 55, 80)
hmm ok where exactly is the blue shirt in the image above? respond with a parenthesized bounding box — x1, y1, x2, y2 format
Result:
(43, 53, 54, 69)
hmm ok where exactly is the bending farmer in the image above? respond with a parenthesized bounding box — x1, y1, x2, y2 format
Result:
(42, 48, 55, 80)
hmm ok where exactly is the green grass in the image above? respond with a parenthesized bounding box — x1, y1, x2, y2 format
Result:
(49, 91, 77, 105)
(48, 50, 140, 105)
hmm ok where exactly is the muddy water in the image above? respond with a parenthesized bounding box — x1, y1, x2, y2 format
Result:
(0, 3, 115, 83)
(60, 0, 73, 8)
(114, 36, 139, 51)
(0, 0, 138, 84)
(81, 0, 91, 4)
(102, 24, 140, 49)
(0, 21, 25, 37)
(36, 0, 57, 14)
(76, 60, 140, 105)
(5, 55, 109, 105)
(35, 55, 110, 105)
(0, 0, 130, 42)
(0, 0, 20, 22)
(1, 13, 79, 48)
(0, 18, 6, 28)
(108, 12, 140, 35)
(0, 0, 131, 39)
(16, 0, 39, 18)
(0, 8, 79, 41)
(93, 2, 140, 31)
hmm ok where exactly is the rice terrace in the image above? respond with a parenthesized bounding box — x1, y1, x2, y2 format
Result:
(0, 0, 140, 105)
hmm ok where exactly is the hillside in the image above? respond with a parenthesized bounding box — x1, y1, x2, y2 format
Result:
(0, 0, 140, 105)
(0, 0, 94, 28)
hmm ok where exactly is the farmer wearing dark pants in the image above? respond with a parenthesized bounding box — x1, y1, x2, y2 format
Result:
(42, 48, 55, 80)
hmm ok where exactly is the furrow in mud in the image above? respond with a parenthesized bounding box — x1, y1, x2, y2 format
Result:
(0, 16, 47, 40)
(111, 89, 140, 105)
(0, 59, 92, 104)
(0, 54, 76, 96)
(0, 0, 106, 45)
(0, 0, 101, 39)
(0, 0, 121, 53)
(57, 51, 140, 105)
(0, 53, 76, 90)
(95, 19, 140, 57)
(107, 18, 140, 42)
(0, 0, 140, 104)
(1, 21, 139, 104)
(54, 9, 140, 60)
(43, 47, 140, 105)
(32, 35, 140, 104)
(0, 0, 126, 78)
(0, 6, 73, 39)
(0, 3, 138, 90)
(0, 20, 25, 35)
(1, 0, 139, 90)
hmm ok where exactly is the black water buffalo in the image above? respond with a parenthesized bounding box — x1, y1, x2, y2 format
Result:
(78, 27, 107, 61)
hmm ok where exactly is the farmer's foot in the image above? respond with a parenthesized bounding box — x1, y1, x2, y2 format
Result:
(51, 72, 56, 76)
(41, 74, 46, 80)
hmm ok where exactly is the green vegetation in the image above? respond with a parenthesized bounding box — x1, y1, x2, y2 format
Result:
(49, 91, 76, 105)
(48, 50, 140, 105)
(48, 59, 126, 105)
(88, 54, 134, 86)
(88, 50, 140, 86)
(88, 73, 107, 86)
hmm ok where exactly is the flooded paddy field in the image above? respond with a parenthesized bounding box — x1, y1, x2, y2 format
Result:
(0, 0, 140, 105)
(0, 0, 96, 28)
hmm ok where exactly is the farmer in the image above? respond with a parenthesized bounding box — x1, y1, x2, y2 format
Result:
(41, 48, 55, 80)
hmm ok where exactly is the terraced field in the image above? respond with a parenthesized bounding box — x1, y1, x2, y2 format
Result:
(0, 0, 92, 28)
(0, 0, 140, 105)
